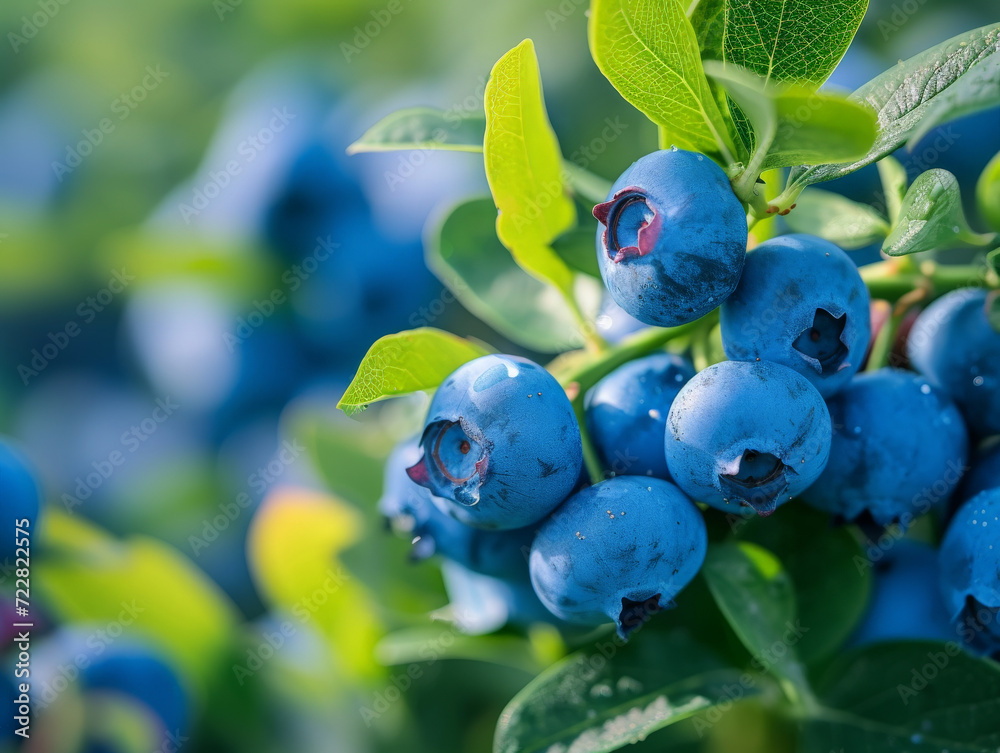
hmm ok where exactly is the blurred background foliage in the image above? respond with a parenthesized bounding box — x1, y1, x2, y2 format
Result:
(0, 0, 997, 750)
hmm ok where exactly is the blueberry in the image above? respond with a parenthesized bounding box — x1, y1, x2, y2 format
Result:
(593, 149, 747, 327)
(665, 360, 831, 517)
(585, 353, 696, 479)
(939, 489, 1000, 654)
(529, 476, 706, 638)
(907, 288, 1000, 437)
(802, 368, 968, 526)
(407, 355, 582, 530)
(850, 541, 955, 647)
(720, 234, 871, 397)
(80, 645, 189, 738)
(0, 438, 41, 560)
(380, 438, 533, 579)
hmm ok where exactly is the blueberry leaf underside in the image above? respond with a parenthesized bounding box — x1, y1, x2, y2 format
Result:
(493, 629, 759, 753)
(789, 22, 1000, 188)
(882, 169, 993, 256)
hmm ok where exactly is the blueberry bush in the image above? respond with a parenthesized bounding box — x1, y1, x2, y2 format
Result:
(336, 4, 1000, 750)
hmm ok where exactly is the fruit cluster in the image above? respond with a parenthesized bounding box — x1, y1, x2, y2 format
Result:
(379, 148, 1000, 650)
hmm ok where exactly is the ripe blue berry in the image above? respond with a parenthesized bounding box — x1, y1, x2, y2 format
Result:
(81, 647, 189, 736)
(803, 369, 968, 526)
(665, 360, 831, 517)
(595, 297, 645, 344)
(0, 438, 40, 561)
(441, 560, 563, 633)
(380, 438, 533, 579)
(850, 541, 955, 647)
(593, 149, 747, 327)
(407, 355, 582, 530)
(720, 234, 871, 397)
(529, 476, 706, 639)
(907, 288, 1000, 436)
(585, 353, 695, 479)
(939, 489, 1000, 654)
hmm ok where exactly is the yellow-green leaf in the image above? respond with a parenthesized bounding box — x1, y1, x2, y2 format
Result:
(36, 512, 240, 697)
(337, 328, 490, 415)
(589, 0, 736, 161)
(484, 39, 577, 297)
(247, 487, 382, 680)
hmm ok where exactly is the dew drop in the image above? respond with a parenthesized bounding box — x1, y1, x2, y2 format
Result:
(920, 383, 931, 394)
(974, 376, 985, 387)
(648, 409, 661, 420)
(505, 362, 520, 378)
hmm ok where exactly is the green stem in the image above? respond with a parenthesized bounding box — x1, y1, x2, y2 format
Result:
(573, 398, 605, 485)
(865, 305, 902, 373)
(559, 314, 716, 397)
(861, 259, 995, 302)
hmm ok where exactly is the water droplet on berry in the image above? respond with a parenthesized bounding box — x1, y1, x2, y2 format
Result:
(920, 383, 931, 394)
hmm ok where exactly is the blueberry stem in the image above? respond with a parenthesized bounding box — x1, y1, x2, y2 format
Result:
(861, 258, 998, 302)
(573, 398, 605, 485)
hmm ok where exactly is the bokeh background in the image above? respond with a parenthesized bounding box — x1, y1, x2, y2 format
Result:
(0, 0, 998, 751)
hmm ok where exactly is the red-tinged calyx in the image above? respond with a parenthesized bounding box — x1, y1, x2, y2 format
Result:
(593, 188, 659, 264)
(406, 456, 432, 487)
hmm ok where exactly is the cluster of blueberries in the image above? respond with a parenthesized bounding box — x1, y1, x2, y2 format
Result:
(381, 149, 1000, 649)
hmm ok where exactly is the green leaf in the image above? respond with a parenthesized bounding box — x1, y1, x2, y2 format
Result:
(690, 0, 867, 88)
(882, 169, 995, 257)
(735, 504, 873, 665)
(338, 328, 490, 415)
(877, 155, 908, 225)
(705, 62, 877, 170)
(784, 189, 890, 249)
(977, 149, 1000, 232)
(908, 56, 1000, 145)
(494, 628, 760, 753)
(429, 198, 594, 353)
(37, 512, 240, 697)
(588, 0, 736, 161)
(347, 107, 485, 154)
(552, 224, 603, 279)
(484, 40, 579, 300)
(802, 642, 1000, 752)
(702, 542, 811, 693)
(789, 23, 1000, 187)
